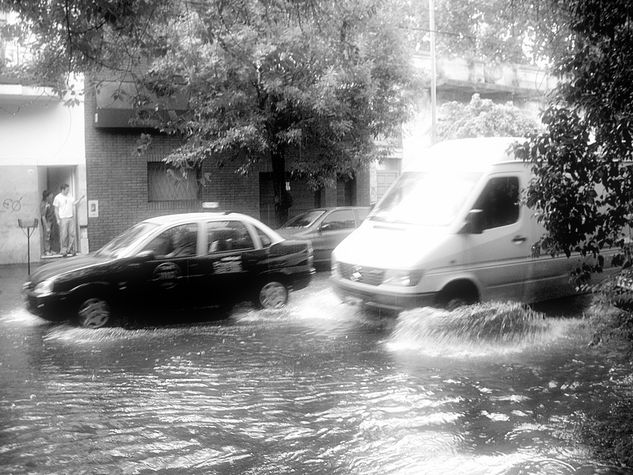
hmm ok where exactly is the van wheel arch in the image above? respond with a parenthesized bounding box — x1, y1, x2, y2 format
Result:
(437, 280, 479, 310)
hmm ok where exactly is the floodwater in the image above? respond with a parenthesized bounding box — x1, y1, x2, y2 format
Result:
(0, 269, 630, 474)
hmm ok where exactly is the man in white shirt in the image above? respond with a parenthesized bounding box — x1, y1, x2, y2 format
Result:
(53, 184, 84, 257)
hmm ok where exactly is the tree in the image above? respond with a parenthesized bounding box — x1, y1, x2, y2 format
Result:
(0, 0, 421, 225)
(513, 0, 633, 260)
(437, 93, 540, 141)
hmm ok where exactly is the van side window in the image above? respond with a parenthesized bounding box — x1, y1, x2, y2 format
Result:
(473, 177, 520, 230)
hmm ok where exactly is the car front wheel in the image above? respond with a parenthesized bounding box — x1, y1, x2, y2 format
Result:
(255, 280, 288, 309)
(77, 297, 112, 328)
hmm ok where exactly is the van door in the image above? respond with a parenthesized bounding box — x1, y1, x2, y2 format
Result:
(462, 174, 533, 302)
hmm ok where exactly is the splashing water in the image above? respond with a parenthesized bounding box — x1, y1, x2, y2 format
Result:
(388, 301, 580, 357)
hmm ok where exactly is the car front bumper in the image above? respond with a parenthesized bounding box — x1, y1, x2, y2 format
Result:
(331, 278, 437, 312)
(24, 291, 70, 321)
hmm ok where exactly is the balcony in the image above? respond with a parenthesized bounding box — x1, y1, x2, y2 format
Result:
(413, 54, 557, 98)
(94, 79, 188, 129)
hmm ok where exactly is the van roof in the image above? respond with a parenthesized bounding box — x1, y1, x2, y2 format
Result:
(406, 137, 524, 173)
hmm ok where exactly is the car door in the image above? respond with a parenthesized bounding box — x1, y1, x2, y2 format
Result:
(461, 174, 532, 302)
(133, 222, 199, 310)
(311, 209, 357, 263)
(191, 220, 259, 307)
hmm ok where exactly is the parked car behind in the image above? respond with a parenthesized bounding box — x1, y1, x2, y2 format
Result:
(277, 207, 370, 266)
(24, 212, 314, 328)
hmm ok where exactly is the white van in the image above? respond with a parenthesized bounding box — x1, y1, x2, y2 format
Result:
(331, 137, 617, 311)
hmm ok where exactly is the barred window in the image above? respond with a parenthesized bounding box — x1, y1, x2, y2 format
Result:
(147, 162, 200, 202)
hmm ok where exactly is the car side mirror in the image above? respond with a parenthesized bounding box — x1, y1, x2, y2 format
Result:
(319, 223, 332, 233)
(135, 249, 156, 261)
(459, 209, 484, 234)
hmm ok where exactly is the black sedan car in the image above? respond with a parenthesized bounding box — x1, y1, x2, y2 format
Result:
(24, 212, 314, 328)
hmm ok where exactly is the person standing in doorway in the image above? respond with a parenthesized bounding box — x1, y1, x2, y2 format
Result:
(53, 184, 84, 257)
(40, 190, 56, 256)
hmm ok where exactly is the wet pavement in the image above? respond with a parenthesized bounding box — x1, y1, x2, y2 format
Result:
(0, 263, 631, 474)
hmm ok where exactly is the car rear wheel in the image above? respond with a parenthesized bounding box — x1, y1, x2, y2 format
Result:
(255, 280, 288, 309)
(77, 297, 112, 329)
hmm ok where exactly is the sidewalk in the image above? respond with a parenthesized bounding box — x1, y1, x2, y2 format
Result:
(0, 263, 32, 313)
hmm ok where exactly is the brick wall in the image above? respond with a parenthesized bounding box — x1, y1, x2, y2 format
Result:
(85, 85, 260, 249)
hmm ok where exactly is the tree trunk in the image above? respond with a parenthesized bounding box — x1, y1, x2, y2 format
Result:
(271, 150, 291, 227)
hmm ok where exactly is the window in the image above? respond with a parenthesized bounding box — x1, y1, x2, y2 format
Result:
(147, 162, 200, 202)
(322, 209, 356, 231)
(253, 225, 273, 247)
(281, 210, 325, 229)
(472, 176, 520, 230)
(207, 221, 254, 254)
(144, 223, 198, 258)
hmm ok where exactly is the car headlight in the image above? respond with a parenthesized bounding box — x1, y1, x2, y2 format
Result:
(383, 269, 423, 287)
(32, 278, 55, 297)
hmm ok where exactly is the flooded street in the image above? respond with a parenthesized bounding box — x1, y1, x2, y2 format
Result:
(1, 267, 630, 474)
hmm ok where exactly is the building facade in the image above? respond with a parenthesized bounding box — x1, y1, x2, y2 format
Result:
(0, 12, 87, 265)
(85, 80, 371, 250)
(85, 53, 554, 252)
(402, 54, 556, 166)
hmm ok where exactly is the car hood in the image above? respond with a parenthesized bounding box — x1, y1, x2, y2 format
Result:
(28, 254, 114, 285)
(333, 223, 452, 269)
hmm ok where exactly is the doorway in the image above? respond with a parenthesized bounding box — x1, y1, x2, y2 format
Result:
(39, 166, 78, 256)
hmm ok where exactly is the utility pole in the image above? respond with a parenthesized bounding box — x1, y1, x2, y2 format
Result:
(429, 0, 437, 145)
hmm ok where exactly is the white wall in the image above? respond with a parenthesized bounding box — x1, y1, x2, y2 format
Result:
(0, 99, 85, 166)
(0, 97, 86, 264)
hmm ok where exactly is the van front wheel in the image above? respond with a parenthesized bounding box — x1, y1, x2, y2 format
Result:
(445, 297, 470, 311)
(437, 281, 478, 310)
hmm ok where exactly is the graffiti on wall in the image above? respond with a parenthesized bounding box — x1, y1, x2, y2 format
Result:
(1, 196, 23, 213)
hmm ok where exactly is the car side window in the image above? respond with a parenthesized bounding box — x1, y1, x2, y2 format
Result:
(321, 210, 356, 231)
(253, 225, 273, 247)
(207, 221, 254, 254)
(144, 223, 198, 258)
(472, 176, 520, 230)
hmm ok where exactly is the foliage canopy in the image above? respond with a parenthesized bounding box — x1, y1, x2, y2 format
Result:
(0, 0, 421, 224)
(514, 0, 633, 259)
(437, 93, 540, 141)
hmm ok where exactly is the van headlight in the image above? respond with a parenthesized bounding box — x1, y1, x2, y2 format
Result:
(383, 269, 423, 287)
(32, 278, 56, 297)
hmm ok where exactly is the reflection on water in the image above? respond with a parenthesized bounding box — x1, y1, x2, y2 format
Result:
(0, 280, 629, 474)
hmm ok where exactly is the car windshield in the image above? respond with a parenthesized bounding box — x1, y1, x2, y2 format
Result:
(281, 210, 326, 228)
(96, 222, 160, 258)
(370, 171, 481, 226)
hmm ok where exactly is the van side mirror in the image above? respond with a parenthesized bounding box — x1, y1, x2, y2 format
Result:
(460, 209, 484, 234)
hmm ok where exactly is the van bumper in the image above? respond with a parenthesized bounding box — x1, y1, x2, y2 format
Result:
(331, 278, 437, 311)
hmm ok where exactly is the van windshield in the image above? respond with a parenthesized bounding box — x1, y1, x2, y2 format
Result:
(370, 171, 481, 226)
